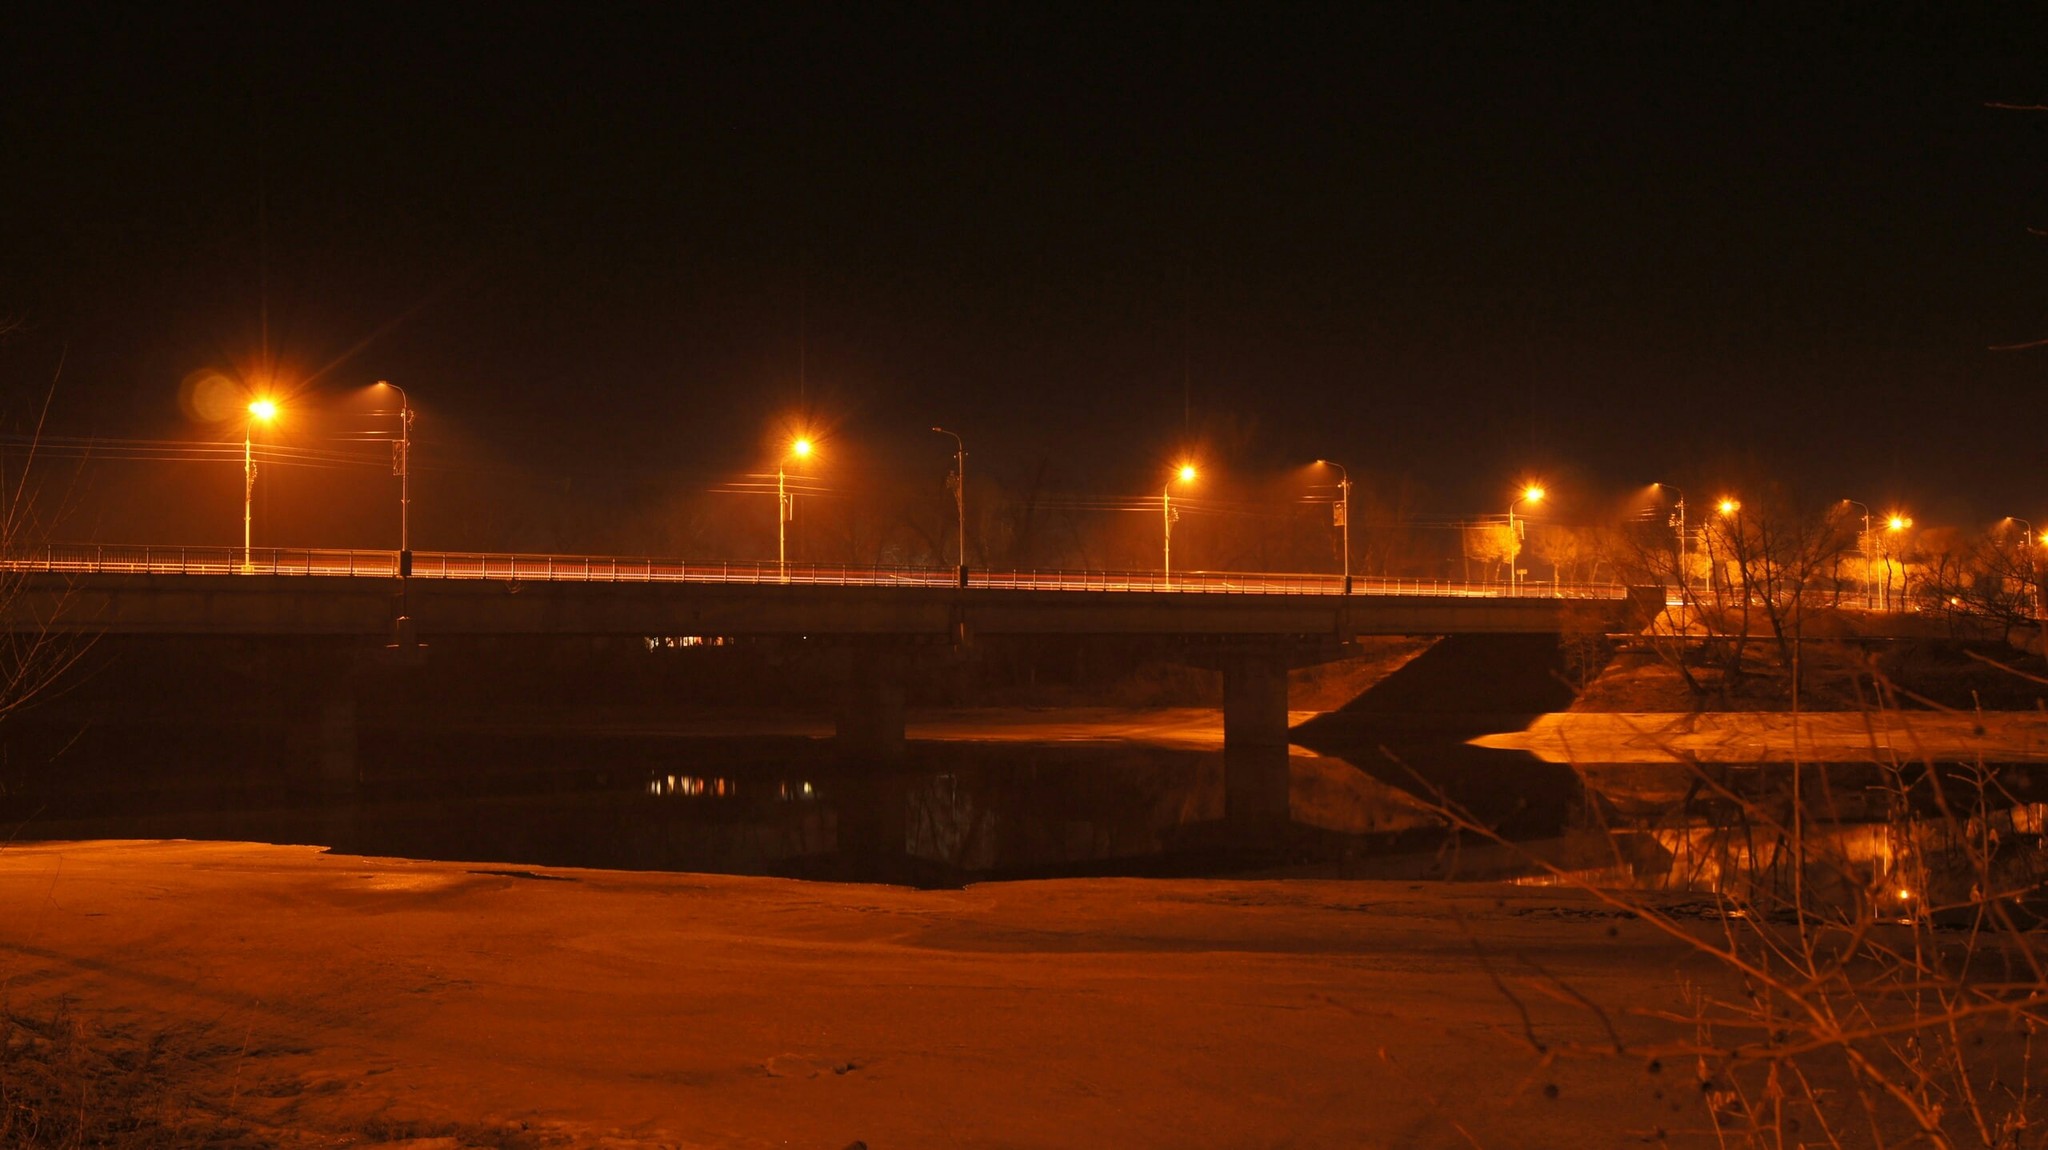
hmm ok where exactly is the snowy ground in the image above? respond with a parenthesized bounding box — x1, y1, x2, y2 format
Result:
(1473, 711, 2048, 762)
(1, 840, 1730, 1148)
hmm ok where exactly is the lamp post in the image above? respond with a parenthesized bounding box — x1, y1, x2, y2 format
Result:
(2024, 519, 2048, 661)
(1657, 482, 1686, 629)
(778, 437, 812, 583)
(1164, 463, 1196, 589)
(377, 381, 413, 571)
(243, 398, 278, 570)
(1884, 513, 1912, 611)
(1317, 459, 1352, 594)
(1507, 484, 1544, 595)
(2006, 517, 2040, 636)
(1843, 499, 1874, 609)
(1715, 498, 1741, 597)
(933, 427, 967, 587)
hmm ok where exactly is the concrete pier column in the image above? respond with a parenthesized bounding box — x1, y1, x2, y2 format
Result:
(832, 646, 908, 765)
(273, 646, 361, 805)
(1222, 649, 1292, 840)
(315, 692, 360, 801)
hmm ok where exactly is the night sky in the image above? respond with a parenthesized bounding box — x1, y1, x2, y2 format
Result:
(3, 4, 2044, 555)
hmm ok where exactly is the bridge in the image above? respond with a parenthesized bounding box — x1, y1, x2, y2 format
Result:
(1, 544, 1657, 843)
(3, 544, 1639, 636)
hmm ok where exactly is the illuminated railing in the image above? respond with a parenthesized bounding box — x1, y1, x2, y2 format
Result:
(1, 544, 1629, 600)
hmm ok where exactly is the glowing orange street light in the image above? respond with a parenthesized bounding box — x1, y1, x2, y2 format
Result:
(1164, 463, 1197, 588)
(1717, 498, 1740, 516)
(778, 436, 815, 582)
(1881, 513, 1914, 612)
(1507, 484, 1545, 595)
(243, 398, 280, 570)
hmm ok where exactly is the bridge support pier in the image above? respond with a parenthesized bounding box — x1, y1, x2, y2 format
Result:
(271, 647, 361, 804)
(1221, 648, 1293, 845)
(832, 646, 908, 766)
(313, 692, 360, 802)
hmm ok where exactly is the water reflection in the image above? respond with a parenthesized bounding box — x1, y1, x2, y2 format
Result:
(643, 774, 819, 800)
(1517, 796, 2048, 926)
(10, 718, 2044, 898)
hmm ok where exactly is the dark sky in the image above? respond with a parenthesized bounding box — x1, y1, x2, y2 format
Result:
(3, 3, 2044, 547)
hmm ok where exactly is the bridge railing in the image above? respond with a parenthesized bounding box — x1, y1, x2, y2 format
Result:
(0, 544, 402, 578)
(1, 544, 1628, 599)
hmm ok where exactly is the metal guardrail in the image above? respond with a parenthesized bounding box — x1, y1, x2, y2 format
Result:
(1, 544, 1630, 600)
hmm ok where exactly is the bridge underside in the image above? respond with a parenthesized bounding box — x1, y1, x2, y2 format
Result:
(4, 574, 1651, 850)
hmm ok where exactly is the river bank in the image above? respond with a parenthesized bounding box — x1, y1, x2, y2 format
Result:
(2, 839, 1730, 1148)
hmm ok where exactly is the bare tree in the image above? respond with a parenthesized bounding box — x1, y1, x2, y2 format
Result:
(0, 324, 93, 754)
(1913, 522, 2043, 645)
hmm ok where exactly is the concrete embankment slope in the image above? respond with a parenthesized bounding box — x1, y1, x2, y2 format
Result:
(1291, 633, 1584, 834)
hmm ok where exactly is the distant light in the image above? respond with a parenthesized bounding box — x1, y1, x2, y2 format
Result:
(791, 438, 813, 458)
(1898, 888, 1913, 900)
(248, 399, 278, 421)
(1887, 515, 1909, 531)
(1177, 464, 1197, 483)
(1522, 485, 1545, 504)
(1718, 498, 1740, 516)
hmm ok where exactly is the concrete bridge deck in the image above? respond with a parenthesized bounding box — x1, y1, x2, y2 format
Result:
(2, 544, 1648, 640)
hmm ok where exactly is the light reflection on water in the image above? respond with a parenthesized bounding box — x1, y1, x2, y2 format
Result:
(643, 774, 818, 801)
(1514, 801, 2048, 922)
(12, 727, 2048, 895)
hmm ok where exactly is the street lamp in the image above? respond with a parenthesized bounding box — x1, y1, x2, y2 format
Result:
(778, 437, 813, 582)
(2004, 518, 2042, 634)
(1883, 512, 1913, 611)
(243, 398, 278, 570)
(1842, 499, 1875, 609)
(1164, 463, 1196, 589)
(1317, 459, 1352, 594)
(377, 381, 414, 570)
(933, 427, 967, 587)
(1507, 484, 1544, 595)
(1654, 483, 1686, 595)
(1655, 482, 1686, 627)
(1715, 497, 1741, 598)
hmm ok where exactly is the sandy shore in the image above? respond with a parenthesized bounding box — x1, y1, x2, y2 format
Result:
(2, 839, 1727, 1148)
